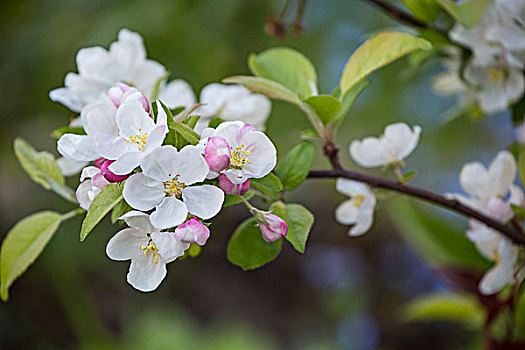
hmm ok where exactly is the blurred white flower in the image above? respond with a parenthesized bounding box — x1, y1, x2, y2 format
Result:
(335, 178, 376, 236)
(76, 166, 109, 210)
(349, 123, 421, 168)
(106, 211, 189, 292)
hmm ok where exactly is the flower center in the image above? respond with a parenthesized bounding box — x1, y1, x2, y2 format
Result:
(351, 195, 366, 208)
(141, 241, 160, 264)
(230, 144, 251, 169)
(126, 128, 148, 151)
(487, 68, 504, 84)
(163, 174, 186, 197)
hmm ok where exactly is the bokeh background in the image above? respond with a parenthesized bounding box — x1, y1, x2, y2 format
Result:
(0, 0, 515, 349)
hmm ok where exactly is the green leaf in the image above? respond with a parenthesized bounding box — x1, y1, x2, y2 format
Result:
(402, 293, 484, 328)
(302, 95, 343, 125)
(168, 122, 200, 146)
(339, 32, 432, 95)
(386, 197, 490, 270)
(436, 0, 489, 28)
(250, 173, 283, 200)
(275, 141, 315, 191)
(248, 47, 317, 98)
(511, 204, 525, 220)
(110, 200, 132, 224)
(1, 211, 63, 301)
(227, 218, 282, 270)
(333, 79, 371, 130)
(402, 0, 440, 22)
(223, 76, 301, 106)
(80, 183, 123, 241)
(519, 151, 525, 189)
(183, 115, 201, 129)
(14, 138, 76, 203)
(400, 171, 417, 184)
(51, 126, 85, 139)
(300, 128, 319, 139)
(223, 191, 255, 208)
(270, 202, 314, 254)
(515, 290, 525, 340)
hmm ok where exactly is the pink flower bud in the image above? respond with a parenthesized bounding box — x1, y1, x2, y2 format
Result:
(173, 218, 210, 246)
(108, 83, 150, 113)
(94, 157, 106, 169)
(259, 213, 288, 243)
(204, 136, 231, 172)
(100, 160, 131, 183)
(219, 174, 250, 195)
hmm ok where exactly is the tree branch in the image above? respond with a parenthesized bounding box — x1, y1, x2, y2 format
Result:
(307, 168, 525, 245)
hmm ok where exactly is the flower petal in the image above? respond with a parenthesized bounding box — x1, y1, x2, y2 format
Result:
(116, 100, 156, 137)
(150, 196, 188, 229)
(459, 161, 488, 198)
(93, 133, 132, 160)
(181, 185, 224, 220)
(487, 151, 516, 197)
(349, 137, 390, 168)
(57, 134, 98, 162)
(175, 146, 209, 185)
(140, 145, 179, 182)
(382, 123, 421, 161)
(157, 79, 196, 109)
(336, 178, 370, 197)
(127, 256, 167, 292)
(335, 200, 358, 225)
(106, 228, 148, 261)
(123, 173, 164, 211)
(120, 211, 156, 233)
(109, 151, 144, 175)
(151, 231, 189, 262)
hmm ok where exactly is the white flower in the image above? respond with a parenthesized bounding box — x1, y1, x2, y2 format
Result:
(50, 29, 167, 112)
(349, 123, 421, 168)
(456, 151, 517, 209)
(57, 157, 88, 176)
(466, 196, 522, 295)
(194, 83, 271, 133)
(106, 211, 189, 292)
(198, 121, 277, 184)
(157, 79, 197, 110)
(57, 95, 119, 162)
(335, 178, 376, 236)
(123, 145, 224, 229)
(76, 166, 109, 210)
(93, 100, 167, 175)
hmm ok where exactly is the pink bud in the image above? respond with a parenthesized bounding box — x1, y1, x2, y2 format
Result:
(100, 160, 131, 183)
(108, 83, 150, 113)
(259, 213, 288, 243)
(94, 157, 106, 169)
(173, 218, 210, 246)
(204, 136, 231, 172)
(219, 174, 250, 195)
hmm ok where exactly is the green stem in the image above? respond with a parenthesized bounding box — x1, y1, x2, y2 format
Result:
(61, 208, 84, 222)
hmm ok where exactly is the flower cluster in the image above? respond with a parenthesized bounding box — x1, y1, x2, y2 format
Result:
(49, 29, 283, 292)
(433, 0, 525, 114)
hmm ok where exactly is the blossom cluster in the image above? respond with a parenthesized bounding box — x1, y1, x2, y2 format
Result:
(433, 0, 525, 115)
(51, 29, 285, 291)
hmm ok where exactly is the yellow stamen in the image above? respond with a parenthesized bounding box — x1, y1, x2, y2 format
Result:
(351, 195, 366, 208)
(230, 144, 251, 168)
(126, 132, 148, 151)
(163, 174, 186, 197)
(487, 68, 504, 84)
(141, 241, 160, 264)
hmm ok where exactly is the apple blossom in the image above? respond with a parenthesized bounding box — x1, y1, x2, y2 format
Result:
(194, 83, 271, 132)
(335, 178, 376, 236)
(100, 159, 131, 183)
(349, 122, 421, 168)
(258, 213, 288, 243)
(173, 217, 210, 246)
(123, 145, 224, 229)
(56, 157, 88, 177)
(157, 79, 197, 110)
(93, 100, 167, 175)
(198, 121, 277, 184)
(219, 174, 251, 195)
(107, 82, 150, 113)
(106, 211, 189, 292)
(76, 166, 110, 210)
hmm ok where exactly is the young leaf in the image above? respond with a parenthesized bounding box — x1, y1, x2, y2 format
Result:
(80, 183, 123, 241)
(339, 32, 432, 95)
(275, 141, 315, 191)
(333, 79, 371, 128)
(270, 202, 314, 253)
(183, 115, 201, 129)
(110, 200, 132, 224)
(14, 138, 76, 203)
(168, 122, 200, 146)
(227, 218, 282, 270)
(223, 76, 301, 106)
(402, 0, 440, 22)
(248, 47, 317, 98)
(402, 293, 484, 328)
(1, 211, 63, 301)
(436, 0, 489, 28)
(400, 171, 417, 184)
(51, 126, 86, 139)
(250, 173, 283, 200)
(302, 95, 343, 125)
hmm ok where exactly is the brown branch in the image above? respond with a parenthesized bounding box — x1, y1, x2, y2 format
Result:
(307, 168, 525, 245)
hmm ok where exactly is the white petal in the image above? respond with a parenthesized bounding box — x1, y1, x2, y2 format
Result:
(123, 173, 164, 211)
(120, 211, 156, 233)
(350, 137, 390, 168)
(93, 134, 131, 160)
(106, 228, 149, 261)
(143, 124, 166, 152)
(49, 87, 84, 112)
(76, 180, 94, 210)
(151, 231, 189, 262)
(57, 134, 98, 162)
(80, 166, 100, 181)
(335, 200, 358, 225)
(336, 178, 370, 197)
(510, 185, 524, 206)
(459, 161, 488, 198)
(57, 158, 88, 176)
(116, 100, 155, 137)
(181, 185, 224, 219)
(175, 146, 209, 185)
(238, 131, 277, 179)
(130, 59, 167, 99)
(127, 257, 167, 292)
(487, 151, 516, 197)
(150, 196, 188, 229)
(109, 151, 144, 175)
(140, 145, 179, 182)
(382, 123, 421, 160)
(81, 100, 118, 136)
(157, 79, 197, 109)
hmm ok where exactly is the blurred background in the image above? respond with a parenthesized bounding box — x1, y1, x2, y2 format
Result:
(0, 0, 515, 349)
